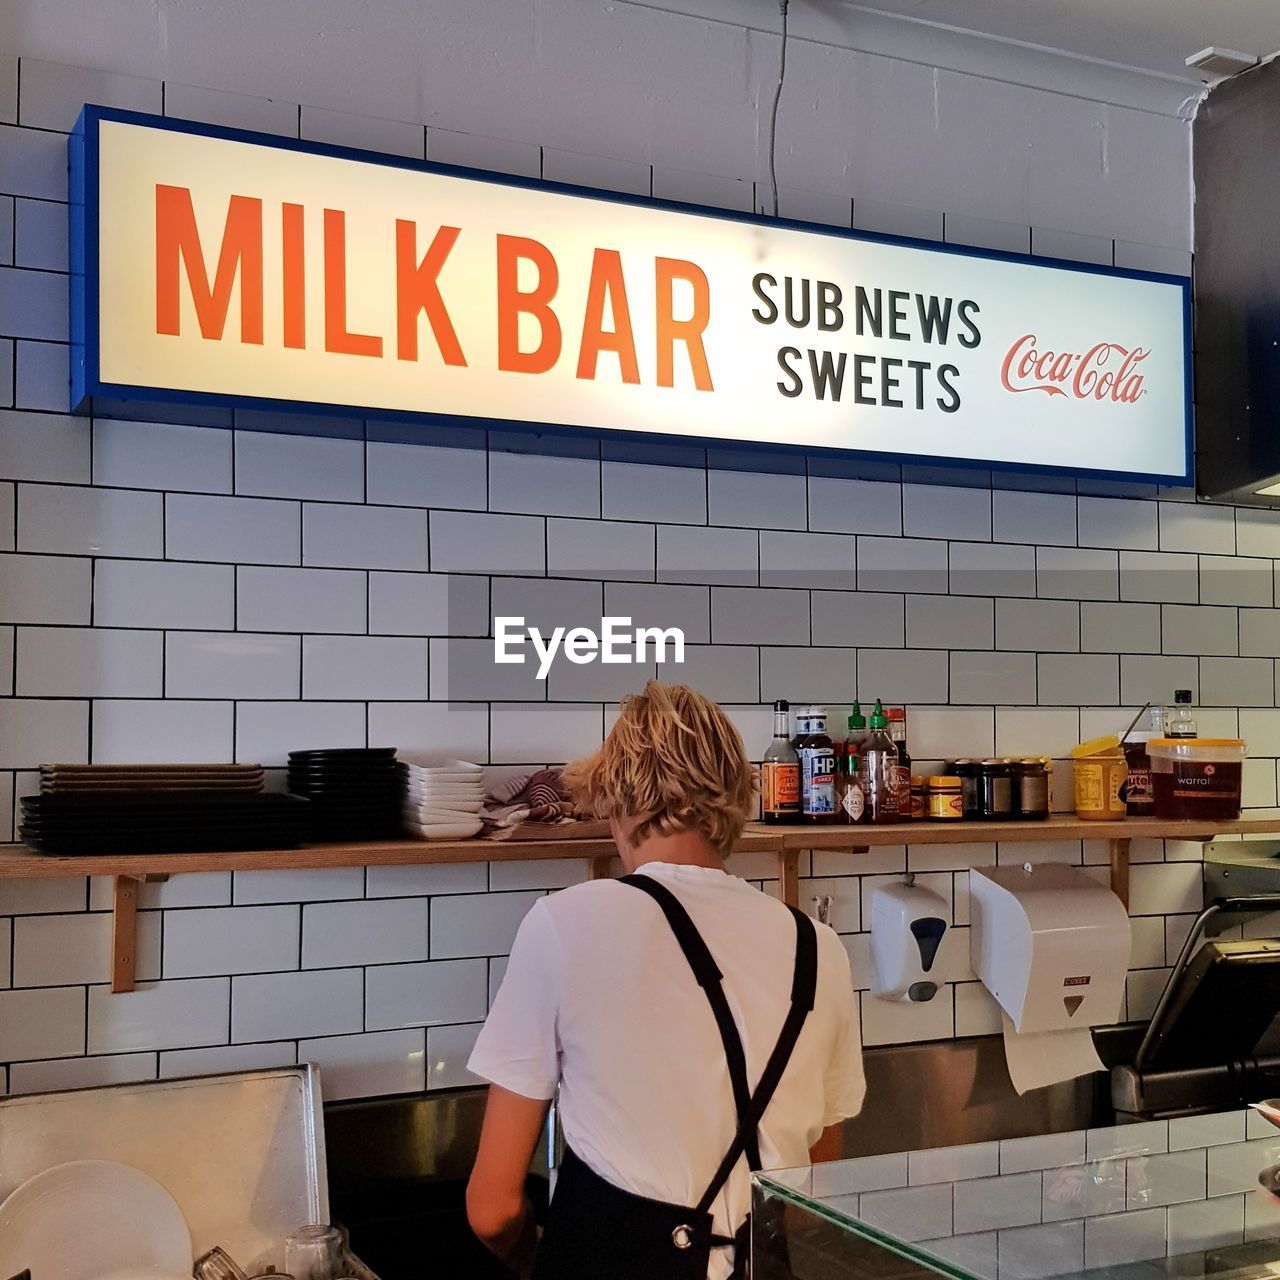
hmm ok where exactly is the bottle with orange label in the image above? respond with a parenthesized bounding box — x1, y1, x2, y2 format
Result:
(761, 699, 801, 823)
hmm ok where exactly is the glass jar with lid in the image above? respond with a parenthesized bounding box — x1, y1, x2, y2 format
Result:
(1011, 758, 1050, 820)
(953, 759, 982, 820)
(908, 775, 926, 821)
(926, 776, 964, 820)
(977, 759, 1014, 821)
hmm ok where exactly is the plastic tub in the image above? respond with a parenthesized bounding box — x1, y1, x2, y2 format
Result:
(1148, 738, 1245, 821)
(1070, 734, 1127, 821)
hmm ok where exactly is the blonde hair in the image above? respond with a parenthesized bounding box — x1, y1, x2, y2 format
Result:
(564, 681, 754, 858)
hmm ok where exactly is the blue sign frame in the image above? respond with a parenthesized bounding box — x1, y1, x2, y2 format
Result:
(69, 104, 1194, 485)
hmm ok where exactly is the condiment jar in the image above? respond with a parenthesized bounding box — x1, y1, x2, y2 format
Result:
(926, 776, 964, 820)
(1070, 735, 1127, 821)
(1148, 737, 1245, 821)
(954, 759, 982, 820)
(978, 759, 1014, 820)
(909, 776, 926, 821)
(1011, 758, 1050, 820)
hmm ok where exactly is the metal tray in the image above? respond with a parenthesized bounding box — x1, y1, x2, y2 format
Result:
(0, 1065, 329, 1273)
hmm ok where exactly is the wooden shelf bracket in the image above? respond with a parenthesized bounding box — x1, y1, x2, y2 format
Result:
(111, 875, 139, 993)
(778, 849, 800, 911)
(1110, 838, 1131, 911)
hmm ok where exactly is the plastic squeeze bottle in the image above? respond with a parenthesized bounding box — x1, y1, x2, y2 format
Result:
(859, 700, 900, 824)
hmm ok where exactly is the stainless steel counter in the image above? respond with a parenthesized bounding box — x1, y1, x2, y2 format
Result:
(319, 1031, 1122, 1276)
(833, 1032, 1123, 1159)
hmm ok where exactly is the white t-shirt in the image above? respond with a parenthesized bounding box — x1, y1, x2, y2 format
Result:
(468, 861, 866, 1280)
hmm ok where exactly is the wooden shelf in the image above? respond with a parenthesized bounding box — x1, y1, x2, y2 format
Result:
(0, 815, 1271, 881)
(7, 814, 1276, 993)
(0, 835, 628, 881)
(747, 815, 1280, 850)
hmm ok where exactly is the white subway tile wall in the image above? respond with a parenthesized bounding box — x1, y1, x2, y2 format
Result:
(799, 1114, 1274, 1279)
(0, 50, 1259, 1100)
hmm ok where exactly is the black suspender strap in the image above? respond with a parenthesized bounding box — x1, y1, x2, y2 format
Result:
(620, 873, 762, 1172)
(618, 873, 820, 1276)
(694, 904, 818, 1219)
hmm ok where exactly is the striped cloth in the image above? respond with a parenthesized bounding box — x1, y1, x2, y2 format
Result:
(482, 767, 577, 835)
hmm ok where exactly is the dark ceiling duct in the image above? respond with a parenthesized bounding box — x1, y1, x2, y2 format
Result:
(1193, 57, 1280, 503)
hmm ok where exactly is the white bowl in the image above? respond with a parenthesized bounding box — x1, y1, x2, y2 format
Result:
(402, 785, 484, 799)
(398, 757, 482, 774)
(403, 806, 484, 822)
(404, 817, 484, 840)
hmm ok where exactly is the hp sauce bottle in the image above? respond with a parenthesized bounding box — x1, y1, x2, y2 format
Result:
(795, 705, 837, 824)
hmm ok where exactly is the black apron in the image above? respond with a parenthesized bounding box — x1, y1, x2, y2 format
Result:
(531, 873, 819, 1280)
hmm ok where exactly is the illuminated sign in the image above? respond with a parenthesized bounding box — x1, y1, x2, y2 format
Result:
(70, 107, 1192, 482)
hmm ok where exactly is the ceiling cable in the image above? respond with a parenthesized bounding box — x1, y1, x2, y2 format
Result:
(767, 0, 791, 218)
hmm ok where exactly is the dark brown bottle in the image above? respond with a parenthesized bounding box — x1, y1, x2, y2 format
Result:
(886, 706, 912, 819)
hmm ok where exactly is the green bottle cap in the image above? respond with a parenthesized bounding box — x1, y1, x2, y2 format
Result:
(848, 700, 866, 731)
(869, 698, 888, 729)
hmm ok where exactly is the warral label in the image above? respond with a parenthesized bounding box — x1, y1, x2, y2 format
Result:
(72, 108, 1191, 482)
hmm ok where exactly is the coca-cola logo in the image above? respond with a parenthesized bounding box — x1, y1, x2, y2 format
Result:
(1000, 334, 1148, 403)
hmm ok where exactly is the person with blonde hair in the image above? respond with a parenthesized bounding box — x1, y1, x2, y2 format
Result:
(466, 681, 865, 1279)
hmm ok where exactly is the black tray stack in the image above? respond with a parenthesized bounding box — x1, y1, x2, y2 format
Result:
(286, 747, 401, 841)
(21, 764, 311, 855)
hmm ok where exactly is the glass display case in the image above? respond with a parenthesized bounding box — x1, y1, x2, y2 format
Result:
(753, 1108, 1280, 1280)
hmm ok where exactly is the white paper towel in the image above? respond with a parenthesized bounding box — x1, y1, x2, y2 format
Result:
(1002, 1012, 1105, 1095)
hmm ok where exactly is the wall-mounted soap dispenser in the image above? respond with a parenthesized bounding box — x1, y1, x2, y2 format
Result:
(870, 878, 949, 1002)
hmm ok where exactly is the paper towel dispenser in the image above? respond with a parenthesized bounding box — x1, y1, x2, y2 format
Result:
(969, 864, 1131, 1034)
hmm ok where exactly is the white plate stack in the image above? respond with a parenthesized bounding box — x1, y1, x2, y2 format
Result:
(0, 1159, 193, 1280)
(399, 758, 485, 839)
